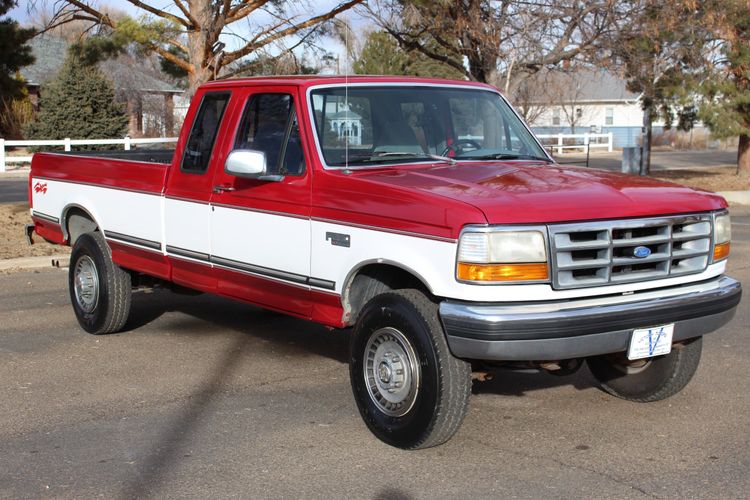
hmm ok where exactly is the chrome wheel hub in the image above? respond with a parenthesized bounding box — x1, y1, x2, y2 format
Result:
(364, 327, 420, 417)
(74, 255, 99, 313)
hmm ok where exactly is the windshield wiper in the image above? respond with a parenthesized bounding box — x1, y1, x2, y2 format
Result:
(348, 151, 456, 165)
(465, 153, 551, 162)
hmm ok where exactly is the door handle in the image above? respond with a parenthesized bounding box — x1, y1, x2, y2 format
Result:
(212, 185, 236, 194)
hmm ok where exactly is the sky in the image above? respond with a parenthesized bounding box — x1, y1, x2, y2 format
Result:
(7, 0, 366, 69)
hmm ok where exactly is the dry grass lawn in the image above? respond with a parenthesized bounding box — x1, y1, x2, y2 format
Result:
(650, 167, 750, 192)
(0, 203, 70, 259)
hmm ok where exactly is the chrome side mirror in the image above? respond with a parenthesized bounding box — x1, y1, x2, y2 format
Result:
(225, 150, 267, 177)
(225, 150, 284, 182)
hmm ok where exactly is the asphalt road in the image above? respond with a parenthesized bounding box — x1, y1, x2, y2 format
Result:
(557, 149, 739, 172)
(0, 178, 26, 204)
(0, 217, 748, 499)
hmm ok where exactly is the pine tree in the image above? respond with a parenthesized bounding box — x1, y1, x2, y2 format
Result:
(26, 53, 128, 147)
(353, 31, 464, 79)
(699, 1, 750, 175)
(0, 0, 35, 137)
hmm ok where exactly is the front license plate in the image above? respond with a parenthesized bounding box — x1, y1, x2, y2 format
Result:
(627, 324, 675, 360)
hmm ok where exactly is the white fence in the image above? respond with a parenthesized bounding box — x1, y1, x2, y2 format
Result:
(0, 136, 178, 173)
(535, 132, 613, 154)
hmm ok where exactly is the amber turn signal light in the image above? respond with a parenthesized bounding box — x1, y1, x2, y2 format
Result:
(713, 242, 730, 262)
(457, 262, 549, 282)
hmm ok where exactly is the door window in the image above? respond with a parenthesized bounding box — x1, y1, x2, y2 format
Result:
(181, 92, 230, 173)
(235, 93, 305, 176)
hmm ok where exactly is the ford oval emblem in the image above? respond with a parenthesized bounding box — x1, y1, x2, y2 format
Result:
(633, 246, 651, 258)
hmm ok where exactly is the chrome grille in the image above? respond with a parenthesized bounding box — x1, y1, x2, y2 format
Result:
(549, 214, 712, 289)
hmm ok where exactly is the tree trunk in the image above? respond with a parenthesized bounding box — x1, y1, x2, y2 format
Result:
(185, 0, 221, 96)
(738, 134, 750, 175)
(187, 63, 214, 97)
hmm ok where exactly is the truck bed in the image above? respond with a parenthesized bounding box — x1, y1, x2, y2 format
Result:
(31, 151, 170, 195)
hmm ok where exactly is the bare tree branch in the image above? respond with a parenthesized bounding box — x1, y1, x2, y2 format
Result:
(171, 0, 198, 28)
(226, 0, 270, 24)
(223, 0, 365, 65)
(122, 0, 190, 28)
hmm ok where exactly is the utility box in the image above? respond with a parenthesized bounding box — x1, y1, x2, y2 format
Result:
(622, 147, 641, 175)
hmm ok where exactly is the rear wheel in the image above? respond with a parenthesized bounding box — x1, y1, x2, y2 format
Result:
(349, 289, 471, 449)
(587, 337, 702, 402)
(69, 232, 131, 334)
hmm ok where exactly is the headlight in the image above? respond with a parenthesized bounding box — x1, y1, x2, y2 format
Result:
(713, 213, 731, 262)
(457, 228, 549, 283)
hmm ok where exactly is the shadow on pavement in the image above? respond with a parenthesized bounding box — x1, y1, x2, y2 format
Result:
(471, 367, 598, 397)
(118, 333, 250, 499)
(123, 288, 350, 364)
(117, 290, 350, 498)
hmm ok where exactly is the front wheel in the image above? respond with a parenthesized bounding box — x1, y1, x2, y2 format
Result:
(587, 337, 703, 402)
(349, 290, 472, 449)
(69, 232, 132, 334)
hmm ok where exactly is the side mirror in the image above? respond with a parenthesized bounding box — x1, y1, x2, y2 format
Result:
(225, 150, 284, 181)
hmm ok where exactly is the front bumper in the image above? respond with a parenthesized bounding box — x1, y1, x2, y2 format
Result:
(439, 276, 741, 361)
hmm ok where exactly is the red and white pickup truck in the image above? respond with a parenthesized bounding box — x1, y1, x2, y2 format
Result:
(28, 76, 741, 449)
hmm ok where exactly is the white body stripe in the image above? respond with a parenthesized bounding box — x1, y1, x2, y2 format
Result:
(32, 177, 727, 303)
(211, 205, 310, 276)
(33, 178, 161, 246)
(165, 198, 211, 256)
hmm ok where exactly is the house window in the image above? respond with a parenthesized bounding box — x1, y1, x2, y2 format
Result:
(605, 107, 614, 126)
(552, 108, 561, 126)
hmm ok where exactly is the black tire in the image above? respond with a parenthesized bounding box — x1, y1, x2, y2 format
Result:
(349, 289, 471, 449)
(68, 232, 132, 335)
(587, 337, 703, 402)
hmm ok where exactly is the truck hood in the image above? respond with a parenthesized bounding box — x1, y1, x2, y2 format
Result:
(352, 162, 727, 224)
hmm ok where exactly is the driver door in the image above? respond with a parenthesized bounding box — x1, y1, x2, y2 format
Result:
(209, 87, 313, 317)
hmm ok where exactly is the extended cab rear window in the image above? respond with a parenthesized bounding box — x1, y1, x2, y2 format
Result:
(181, 92, 231, 173)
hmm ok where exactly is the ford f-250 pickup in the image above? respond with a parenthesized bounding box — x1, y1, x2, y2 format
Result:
(28, 76, 741, 449)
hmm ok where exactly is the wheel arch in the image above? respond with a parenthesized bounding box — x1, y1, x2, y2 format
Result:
(341, 259, 435, 325)
(61, 204, 102, 245)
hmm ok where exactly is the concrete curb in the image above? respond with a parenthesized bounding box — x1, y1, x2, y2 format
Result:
(0, 254, 69, 272)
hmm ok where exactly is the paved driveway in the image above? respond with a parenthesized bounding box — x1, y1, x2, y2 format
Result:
(0, 178, 26, 204)
(0, 219, 747, 499)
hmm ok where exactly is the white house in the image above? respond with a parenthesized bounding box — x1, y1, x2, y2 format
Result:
(521, 69, 643, 130)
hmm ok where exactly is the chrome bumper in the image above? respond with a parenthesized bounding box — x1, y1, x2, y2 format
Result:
(439, 276, 741, 361)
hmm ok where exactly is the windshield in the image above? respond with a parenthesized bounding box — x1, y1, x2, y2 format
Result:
(310, 86, 548, 168)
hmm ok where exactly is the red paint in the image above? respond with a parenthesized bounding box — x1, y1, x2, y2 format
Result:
(311, 291, 347, 328)
(170, 257, 218, 293)
(331, 162, 727, 226)
(214, 266, 312, 317)
(108, 241, 170, 280)
(31, 217, 65, 245)
(33, 182, 47, 194)
(32, 155, 168, 194)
